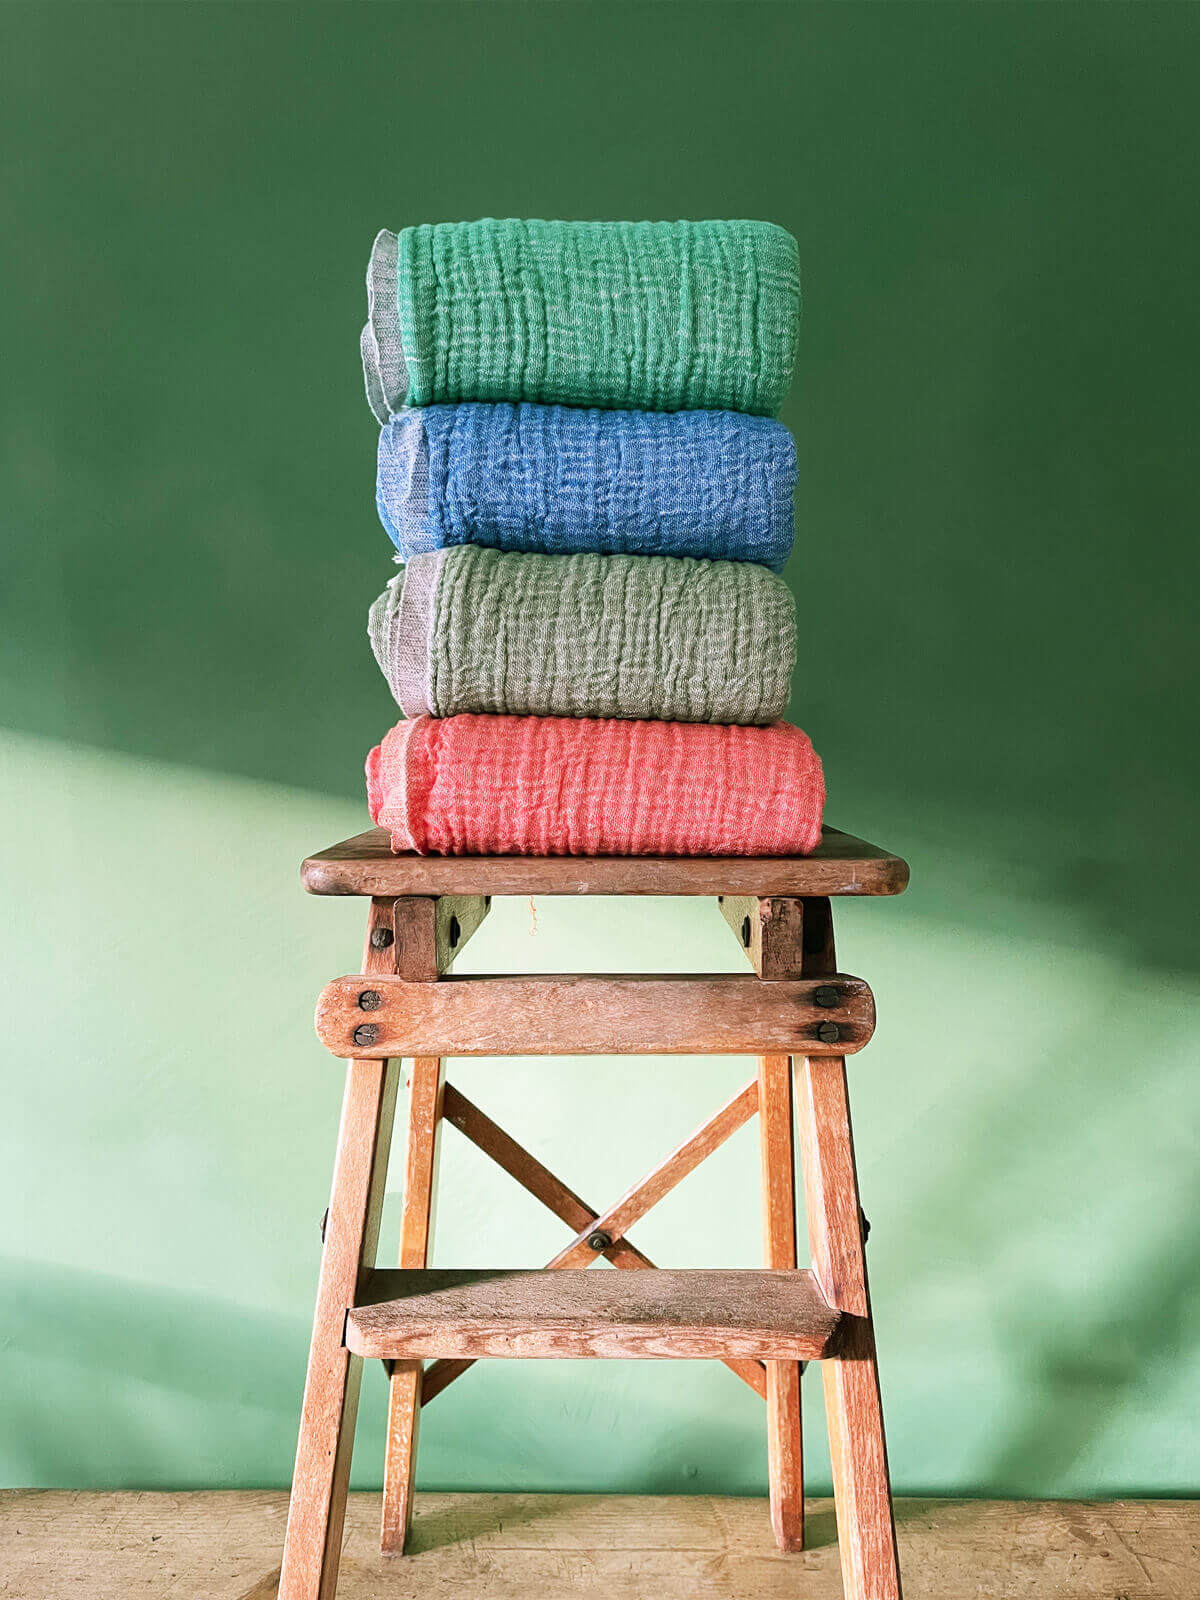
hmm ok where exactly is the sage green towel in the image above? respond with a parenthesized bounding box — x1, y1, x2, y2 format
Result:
(369, 546, 796, 726)
(363, 218, 800, 420)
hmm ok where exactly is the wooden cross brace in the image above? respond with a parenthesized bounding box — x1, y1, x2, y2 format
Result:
(416, 1072, 774, 1405)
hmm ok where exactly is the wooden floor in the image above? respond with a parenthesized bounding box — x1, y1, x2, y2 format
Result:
(2, 1491, 1197, 1599)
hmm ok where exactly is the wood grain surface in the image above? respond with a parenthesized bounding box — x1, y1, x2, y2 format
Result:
(301, 827, 910, 899)
(758, 1053, 805, 1552)
(314, 973, 875, 1058)
(6, 1492, 1195, 1600)
(380, 1053, 445, 1555)
(718, 896, 807, 979)
(796, 896, 902, 1600)
(428, 1083, 768, 1402)
(347, 1269, 841, 1362)
(392, 896, 490, 981)
(278, 900, 400, 1600)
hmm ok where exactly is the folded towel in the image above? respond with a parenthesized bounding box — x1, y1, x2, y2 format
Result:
(367, 715, 824, 857)
(377, 403, 797, 569)
(368, 545, 796, 725)
(363, 219, 800, 420)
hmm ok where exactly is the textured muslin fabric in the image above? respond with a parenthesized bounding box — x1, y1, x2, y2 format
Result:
(376, 403, 797, 569)
(366, 715, 825, 857)
(362, 219, 801, 419)
(368, 544, 797, 725)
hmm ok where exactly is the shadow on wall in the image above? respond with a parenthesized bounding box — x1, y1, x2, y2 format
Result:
(1, 1257, 309, 1489)
(952, 1008, 1200, 1497)
(981, 1177, 1200, 1497)
(848, 862, 1200, 1499)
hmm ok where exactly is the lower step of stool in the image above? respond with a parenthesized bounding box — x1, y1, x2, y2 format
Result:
(346, 1268, 841, 1361)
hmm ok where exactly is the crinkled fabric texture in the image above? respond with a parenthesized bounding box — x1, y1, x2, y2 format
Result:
(377, 403, 797, 568)
(366, 714, 825, 858)
(362, 219, 800, 419)
(369, 545, 797, 725)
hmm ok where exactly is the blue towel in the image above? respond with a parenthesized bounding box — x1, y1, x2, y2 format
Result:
(376, 402, 797, 569)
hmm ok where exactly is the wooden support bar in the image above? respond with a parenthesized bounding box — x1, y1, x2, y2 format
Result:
(441, 1086, 645, 1265)
(348, 1269, 841, 1362)
(718, 896, 806, 979)
(795, 896, 902, 1600)
(415, 1355, 471, 1407)
(392, 895, 490, 981)
(279, 900, 401, 1600)
(547, 1079, 760, 1267)
(315, 973, 874, 1058)
(380, 1054, 445, 1555)
(759, 1053, 805, 1552)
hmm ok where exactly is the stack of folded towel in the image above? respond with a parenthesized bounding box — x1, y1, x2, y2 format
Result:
(359, 218, 824, 858)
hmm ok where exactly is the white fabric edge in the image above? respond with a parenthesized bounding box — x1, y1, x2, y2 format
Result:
(377, 410, 438, 557)
(362, 228, 407, 421)
(368, 551, 445, 717)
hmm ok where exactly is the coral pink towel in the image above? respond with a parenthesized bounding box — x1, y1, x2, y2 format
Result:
(366, 715, 825, 858)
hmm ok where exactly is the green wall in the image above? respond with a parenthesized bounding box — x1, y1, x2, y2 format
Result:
(3, 2, 1199, 1499)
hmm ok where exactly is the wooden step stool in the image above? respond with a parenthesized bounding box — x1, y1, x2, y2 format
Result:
(279, 825, 910, 1600)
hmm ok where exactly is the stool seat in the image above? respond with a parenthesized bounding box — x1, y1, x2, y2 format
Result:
(302, 824, 909, 898)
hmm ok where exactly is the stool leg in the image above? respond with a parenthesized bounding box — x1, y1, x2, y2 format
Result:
(380, 1054, 446, 1555)
(279, 899, 401, 1600)
(758, 1053, 804, 1552)
(795, 897, 901, 1600)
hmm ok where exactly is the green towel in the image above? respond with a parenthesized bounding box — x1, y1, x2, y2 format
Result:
(369, 546, 797, 725)
(363, 218, 800, 419)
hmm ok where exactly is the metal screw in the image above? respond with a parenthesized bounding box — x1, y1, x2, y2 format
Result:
(587, 1230, 613, 1252)
(813, 984, 839, 1008)
(448, 915, 461, 949)
(353, 1023, 379, 1048)
(358, 989, 383, 1011)
(817, 1021, 841, 1045)
(740, 915, 752, 948)
(370, 927, 393, 950)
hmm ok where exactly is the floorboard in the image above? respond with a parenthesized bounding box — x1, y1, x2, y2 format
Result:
(1, 1491, 1197, 1599)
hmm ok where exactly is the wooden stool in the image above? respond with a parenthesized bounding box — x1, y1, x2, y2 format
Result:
(279, 825, 909, 1600)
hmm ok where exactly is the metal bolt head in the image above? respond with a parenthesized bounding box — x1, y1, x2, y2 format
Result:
(813, 984, 839, 1008)
(370, 926, 394, 950)
(358, 989, 383, 1011)
(353, 1023, 379, 1048)
(586, 1230, 613, 1253)
(817, 1021, 841, 1045)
